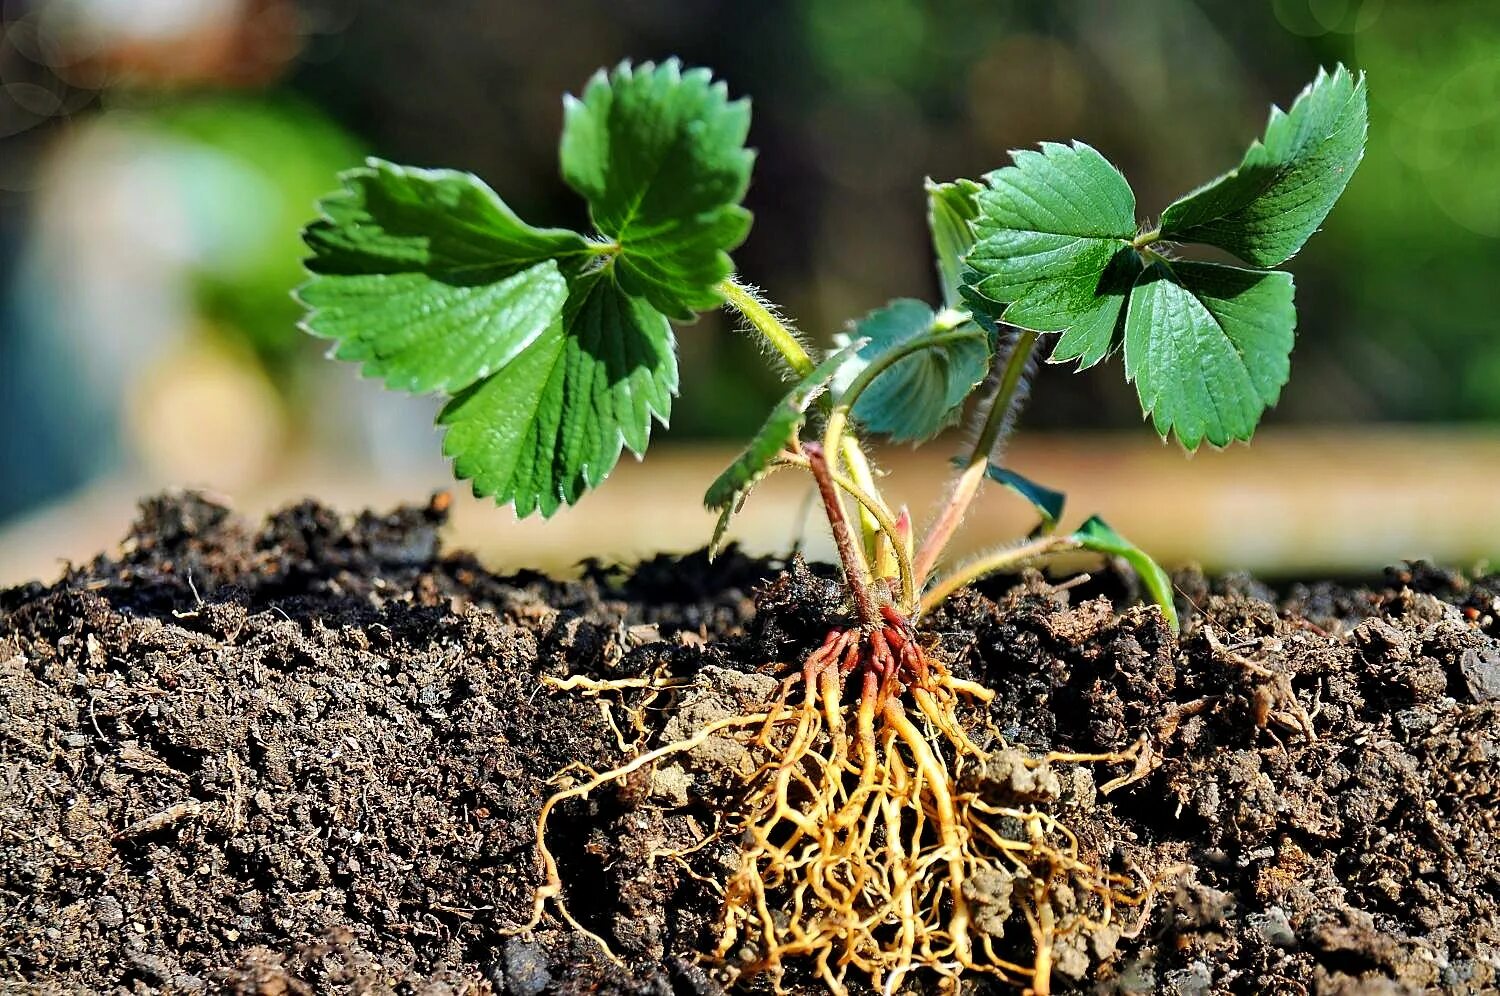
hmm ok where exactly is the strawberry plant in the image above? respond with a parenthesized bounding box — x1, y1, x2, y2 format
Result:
(299, 60, 1366, 994)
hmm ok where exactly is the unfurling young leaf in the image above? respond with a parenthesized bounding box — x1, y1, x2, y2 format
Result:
(1159, 65, 1367, 267)
(561, 59, 754, 320)
(836, 300, 988, 444)
(926, 178, 982, 309)
(704, 341, 866, 557)
(301, 61, 754, 518)
(1070, 516, 1178, 632)
(965, 141, 1140, 369)
(982, 465, 1066, 534)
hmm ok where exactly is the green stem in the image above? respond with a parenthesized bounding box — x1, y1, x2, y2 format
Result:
(918, 535, 1078, 617)
(830, 330, 985, 440)
(820, 328, 986, 472)
(716, 277, 814, 376)
(912, 329, 1040, 585)
(1131, 227, 1161, 249)
(821, 326, 982, 580)
(974, 328, 1039, 459)
(839, 437, 886, 569)
(718, 276, 892, 567)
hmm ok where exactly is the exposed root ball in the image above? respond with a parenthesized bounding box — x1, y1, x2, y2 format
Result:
(716, 622, 1147, 994)
(524, 614, 1151, 994)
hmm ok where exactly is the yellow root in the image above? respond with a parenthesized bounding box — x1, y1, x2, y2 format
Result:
(716, 656, 1150, 995)
(525, 645, 1152, 993)
(508, 709, 776, 960)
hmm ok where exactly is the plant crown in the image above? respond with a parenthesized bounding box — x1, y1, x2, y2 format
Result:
(299, 60, 1366, 627)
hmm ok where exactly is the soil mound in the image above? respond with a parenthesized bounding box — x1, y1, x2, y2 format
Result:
(3, 493, 1497, 994)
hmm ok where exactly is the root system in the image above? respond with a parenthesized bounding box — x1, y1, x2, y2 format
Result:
(527, 607, 1151, 994)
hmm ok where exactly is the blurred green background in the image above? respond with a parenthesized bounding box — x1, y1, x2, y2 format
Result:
(1, 0, 1497, 578)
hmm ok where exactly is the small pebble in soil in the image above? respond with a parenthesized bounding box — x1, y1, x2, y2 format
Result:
(502, 937, 551, 996)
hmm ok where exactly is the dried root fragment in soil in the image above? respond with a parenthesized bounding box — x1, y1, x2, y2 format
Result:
(520, 609, 1152, 995)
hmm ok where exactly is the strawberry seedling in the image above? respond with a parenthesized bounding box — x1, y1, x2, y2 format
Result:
(299, 59, 1365, 993)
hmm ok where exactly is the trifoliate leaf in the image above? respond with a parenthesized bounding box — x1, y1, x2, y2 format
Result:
(965, 142, 1139, 369)
(926, 177, 982, 309)
(300, 159, 592, 393)
(1046, 248, 1144, 368)
(838, 299, 988, 444)
(982, 465, 1066, 533)
(561, 59, 754, 320)
(1123, 261, 1295, 450)
(439, 267, 677, 518)
(704, 339, 867, 512)
(1159, 65, 1367, 267)
(1071, 515, 1178, 632)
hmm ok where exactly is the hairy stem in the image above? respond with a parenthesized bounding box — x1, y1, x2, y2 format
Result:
(805, 442, 881, 629)
(912, 329, 1039, 585)
(1131, 227, 1162, 249)
(717, 277, 815, 376)
(718, 276, 892, 571)
(918, 534, 1077, 617)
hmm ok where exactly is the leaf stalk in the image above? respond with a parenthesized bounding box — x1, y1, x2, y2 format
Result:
(823, 327, 988, 459)
(819, 326, 987, 522)
(918, 534, 1079, 616)
(776, 452, 917, 615)
(912, 329, 1039, 584)
(716, 277, 814, 376)
(719, 277, 893, 568)
(803, 442, 882, 628)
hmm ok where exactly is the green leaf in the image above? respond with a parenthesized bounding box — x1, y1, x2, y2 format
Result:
(1159, 65, 1367, 267)
(838, 299, 989, 444)
(561, 59, 754, 320)
(704, 339, 866, 512)
(926, 177, 982, 309)
(1123, 261, 1296, 449)
(438, 267, 677, 518)
(982, 465, 1066, 532)
(965, 142, 1140, 369)
(1070, 515, 1178, 632)
(300, 159, 591, 393)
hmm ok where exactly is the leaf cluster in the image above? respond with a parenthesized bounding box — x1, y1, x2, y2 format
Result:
(300, 60, 751, 516)
(962, 66, 1366, 448)
(297, 60, 1367, 630)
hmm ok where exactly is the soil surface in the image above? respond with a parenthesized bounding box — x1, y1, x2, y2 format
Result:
(3, 493, 1498, 995)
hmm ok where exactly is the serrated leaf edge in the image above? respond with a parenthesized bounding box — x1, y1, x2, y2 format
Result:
(1158, 65, 1368, 266)
(436, 267, 679, 517)
(1121, 260, 1296, 451)
(295, 157, 592, 395)
(961, 141, 1139, 362)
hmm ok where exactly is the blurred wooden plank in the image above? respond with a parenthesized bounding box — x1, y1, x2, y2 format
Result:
(1, 427, 1495, 588)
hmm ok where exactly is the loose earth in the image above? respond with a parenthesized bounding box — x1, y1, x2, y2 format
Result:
(2, 494, 1497, 994)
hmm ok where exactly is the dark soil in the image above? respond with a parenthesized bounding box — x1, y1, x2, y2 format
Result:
(3, 493, 1498, 995)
